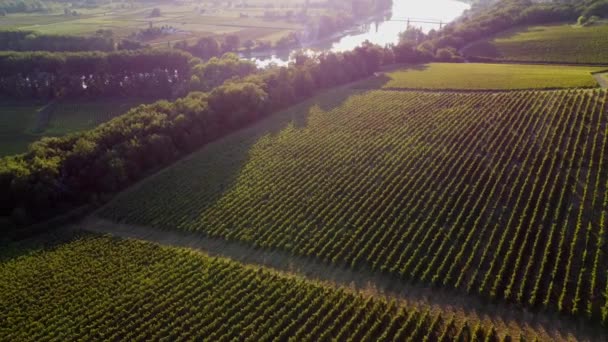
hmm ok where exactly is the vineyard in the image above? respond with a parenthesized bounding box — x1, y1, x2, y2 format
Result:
(371, 63, 606, 90)
(101, 87, 608, 325)
(462, 22, 608, 64)
(1, 234, 526, 341)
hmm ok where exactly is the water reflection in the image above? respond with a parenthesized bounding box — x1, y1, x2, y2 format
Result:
(247, 0, 471, 67)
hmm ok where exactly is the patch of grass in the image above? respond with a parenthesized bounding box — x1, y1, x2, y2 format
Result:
(44, 98, 153, 136)
(0, 98, 152, 157)
(0, 103, 44, 157)
(462, 22, 608, 64)
(369, 63, 606, 90)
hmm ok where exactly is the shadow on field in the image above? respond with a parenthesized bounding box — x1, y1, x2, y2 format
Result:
(350, 64, 428, 90)
(103, 78, 392, 231)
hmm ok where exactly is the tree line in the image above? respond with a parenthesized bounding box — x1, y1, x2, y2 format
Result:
(0, 42, 399, 236)
(0, 49, 258, 100)
(0, 30, 115, 52)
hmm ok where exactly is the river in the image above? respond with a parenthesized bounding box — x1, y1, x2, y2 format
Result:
(246, 0, 471, 67)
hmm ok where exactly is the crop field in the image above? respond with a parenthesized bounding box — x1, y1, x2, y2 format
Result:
(101, 87, 608, 324)
(368, 63, 607, 90)
(462, 22, 608, 64)
(0, 1, 307, 46)
(1, 234, 517, 341)
(0, 99, 150, 156)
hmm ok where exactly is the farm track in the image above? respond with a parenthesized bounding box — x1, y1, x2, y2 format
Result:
(593, 72, 608, 88)
(80, 217, 606, 341)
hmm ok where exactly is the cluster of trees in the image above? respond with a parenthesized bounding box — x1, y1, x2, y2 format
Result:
(176, 0, 392, 58)
(0, 49, 258, 100)
(409, 0, 608, 58)
(0, 42, 395, 234)
(0, 30, 115, 52)
(0, 0, 47, 14)
(174, 35, 241, 60)
(0, 49, 193, 99)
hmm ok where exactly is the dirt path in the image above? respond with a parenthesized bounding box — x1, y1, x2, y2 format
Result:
(593, 72, 608, 88)
(80, 217, 604, 341)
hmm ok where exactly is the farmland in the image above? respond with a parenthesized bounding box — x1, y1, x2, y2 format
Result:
(0, 0, 315, 48)
(101, 86, 608, 324)
(0, 236, 516, 341)
(368, 63, 607, 90)
(462, 22, 608, 64)
(0, 98, 152, 156)
(0, 233, 590, 341)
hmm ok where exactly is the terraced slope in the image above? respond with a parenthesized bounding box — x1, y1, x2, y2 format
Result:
(100, 88, 608, 324)
(1, 234, 516, 341)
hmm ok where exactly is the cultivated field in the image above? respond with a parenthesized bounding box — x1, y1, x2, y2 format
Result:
(0, 233, 580, 341)
(0, 98, 151, 156)
(0, 1, 309, 47)
(462, 22, 608, 64)
(101, 87, 608, 325)
(371, 63, 607, 90)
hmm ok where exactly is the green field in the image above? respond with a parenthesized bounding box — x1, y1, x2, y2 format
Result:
(368, 63, 607, 90)
(0, 99, 150, 156)
(0, 103, 45, 157)
(462, 22, 608, 64)
(43, 99, 151, 136)
(101, 86, 608, 325)
(0, 1, 308, 47)
(1, 233, 518, 341)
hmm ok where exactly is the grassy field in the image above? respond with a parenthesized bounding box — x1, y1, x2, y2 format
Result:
(462, 22, 608, 64)
(44, 98, 151, 136)
(0, 103, 45, 157)
(0, 98, 150, 156)
(101, 86, 608, 325)
(367, 63, 607, 90)
(0, 232, 573, 340)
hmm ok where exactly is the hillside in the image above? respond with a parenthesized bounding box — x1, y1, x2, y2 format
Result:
(3, 0, 608, 339)
(462, 22, 608, 64)
(100, 84, 608, 325)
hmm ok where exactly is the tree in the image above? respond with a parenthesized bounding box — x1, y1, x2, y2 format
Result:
(243, 40, 255, 52)
(150, 8, 161, 17)
(223, 35, 240, 52)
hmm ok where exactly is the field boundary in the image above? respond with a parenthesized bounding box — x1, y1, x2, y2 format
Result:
(79, 217, 606, 341)
(592, 71, 608, 88)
